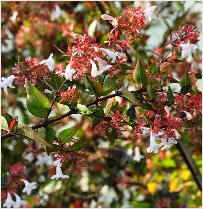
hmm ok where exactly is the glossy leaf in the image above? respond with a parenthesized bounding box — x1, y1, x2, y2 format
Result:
(26, 83, 50, 118)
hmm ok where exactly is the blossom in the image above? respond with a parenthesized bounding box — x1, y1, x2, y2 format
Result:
(99, 48, 125, 63)
(10, 11, 18, 22)
(51, 5, 62, 21)
(9, 162, 25, 178)
(3, 193, 15, 208)
(98, 185, 118, 205)
(51, 159, 69, 180)
(90, 60, 99, 78)
(39, 53, 55, 71)
(22, 179, 37, 195)
(183, 111, 193, 120)
(13, 194, 26, 208)
(24, 153, 34, 162)
(89, 199, 97, 208)
(118, 6, 146, 37)
(79, 171, 89, 192)
(133, 147, 144, 162)
(166, 25, 200, 47)
(36, 153, 53, 166)
(1, 75, 15, 94)
(90, 58, 112, 78)
(12, 57, 49, 83)
(164, 106, 172, 117)
(180, 43, 197, 58)
(146, 131, 162, 153)
(60, 85, 76, 102)
(144, 4, 156, 21)
(172, 129, 181, 139)
(64, 62, 76, 81)
(101, 14, 118, 27)
(140, 126, 150, 136)
(160, 138, 178, 150)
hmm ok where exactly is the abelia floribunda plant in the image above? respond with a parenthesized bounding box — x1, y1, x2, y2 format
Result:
(1, 2, 202, 208)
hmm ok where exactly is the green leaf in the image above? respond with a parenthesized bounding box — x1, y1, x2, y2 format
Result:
(75, 129, 84, 138)
(17, 125, 52, 147)
(1, 116, 9, 131)
(122, 90, 138, 104)
(133, 60, 147, 86)
(147, 84, 155, 100)
(71, 140, 87, 151)
(26, 83, 50, 118)
(77, 104, 92, 115)
(176, 2, 184, 12)
(119, 64, 131, 71)
(45, 127, 56, 143)
(149, 65, 157, 74)
(103, 77, 117, 95)
(85, 76, 103, 96)
(180, 72, 192, 94)
(104, 103, 112, 116)
(3, 113, 13, 126)
(49, 72, 65, 90)
(167, 86, 174, 105)
(180, 72, 192, 87)
(58, 126, 78, 142)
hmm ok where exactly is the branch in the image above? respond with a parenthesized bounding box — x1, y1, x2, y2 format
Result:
(1, 90, 124, 140)
(177, 139, 202, 191)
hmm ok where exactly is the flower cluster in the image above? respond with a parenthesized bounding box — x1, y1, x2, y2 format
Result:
(52, 150, 87, 172)
(60, 85, 77, 103)
(166, 25, 200, 47)
(2, 163, 37, 208)
(118, 7, 146, 37)
(175, 93, 202, 115)
(12, 57, 49, 84)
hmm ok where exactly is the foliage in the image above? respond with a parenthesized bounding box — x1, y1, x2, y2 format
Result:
(1, 1, 202, 208)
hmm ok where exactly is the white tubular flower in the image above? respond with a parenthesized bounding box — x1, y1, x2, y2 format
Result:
(140, 126, 150, 136)
(180, 43, 197, 58)
(24, 153, 34, 162)
(101, 14, 118, 27)
(90, 58, 112, 78)
(90, 199, 97, 208)
(51, 159, 69, 180)
(144, 4, 157, 22)
(10, 11, 18, 22)
(1, 75, 15, 94)
(172, 129, 181, 139)
(97, 58, 112, 74)
(90, 59, 99, 78)
(164, 106, 172, 117)
(98, 185, 118, 205)
(183, 111, 193, 120)
(146, 132, 161, 153)
(99, 48, 125, 64)
(51, 5, 62, 21)
(22, 179, 37, 195)
(36, 153, 53, 166)
(64, 62, 76, 81)
(3, 193, 15, 208)
(133, 147, 144, 162)
(160, 137, 177, 150)
(79, 171, 89, 192)
(13, 194, 26, 208)
(39, 53, 55, 71)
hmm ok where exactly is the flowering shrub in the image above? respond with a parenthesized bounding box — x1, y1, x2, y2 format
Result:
(1, 1, 202, 208)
